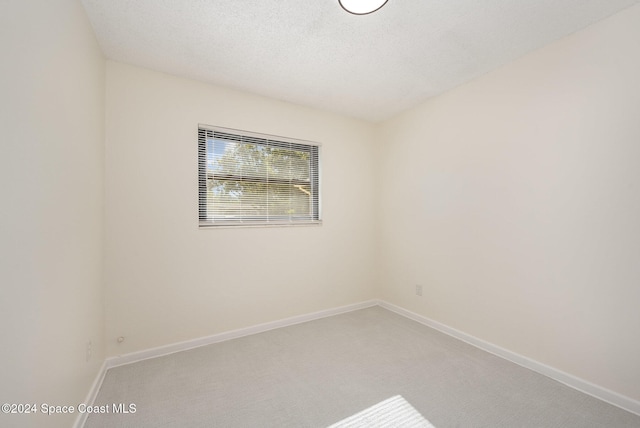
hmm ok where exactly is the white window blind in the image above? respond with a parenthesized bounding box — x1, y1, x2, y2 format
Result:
(198, 125, 321, 227)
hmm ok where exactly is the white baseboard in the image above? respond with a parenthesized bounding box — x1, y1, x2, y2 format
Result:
(74, 300, 376, 427)
(73, 361, 107, 428)
(377, 299, 640, 417)
(76, 298, 639, 427)
(106, 300, 378, 370)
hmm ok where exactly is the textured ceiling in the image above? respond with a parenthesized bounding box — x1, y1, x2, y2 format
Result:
(82, 0, 639, 122)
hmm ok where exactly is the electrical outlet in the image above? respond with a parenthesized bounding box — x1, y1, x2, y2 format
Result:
(86, 340, 92, 362)
(415, 284, 423, 296)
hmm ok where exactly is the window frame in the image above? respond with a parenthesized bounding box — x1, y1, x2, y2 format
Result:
(198, 124, 322, 228)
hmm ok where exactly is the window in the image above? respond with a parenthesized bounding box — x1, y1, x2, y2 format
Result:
(198, 125, 321, 227)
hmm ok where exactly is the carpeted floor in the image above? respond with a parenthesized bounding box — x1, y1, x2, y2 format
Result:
(84, 306, 640, 427)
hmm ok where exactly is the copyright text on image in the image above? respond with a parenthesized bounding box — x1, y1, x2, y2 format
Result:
(2, 403, 137, 415)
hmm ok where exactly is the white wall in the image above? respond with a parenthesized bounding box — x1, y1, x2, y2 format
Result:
(104, 62, 377, 356)
(0, 1, 105, 427)
(376, 3, 640, 402)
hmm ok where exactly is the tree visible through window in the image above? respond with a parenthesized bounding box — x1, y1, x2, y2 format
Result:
(198, 126, 320, 226)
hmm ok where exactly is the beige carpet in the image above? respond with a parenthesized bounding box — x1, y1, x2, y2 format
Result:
(85, 306, 640, 427)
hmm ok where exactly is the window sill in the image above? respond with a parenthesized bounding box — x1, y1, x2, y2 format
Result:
(198, 220, 322, 229)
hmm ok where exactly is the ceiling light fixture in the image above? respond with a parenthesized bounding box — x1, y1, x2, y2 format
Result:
(339, 0, 389, 15)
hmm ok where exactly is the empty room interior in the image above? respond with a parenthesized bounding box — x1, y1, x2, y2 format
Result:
(2, 0, 640, 427)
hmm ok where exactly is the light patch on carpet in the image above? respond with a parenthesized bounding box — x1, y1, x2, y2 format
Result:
(327, 395, 435, 428)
